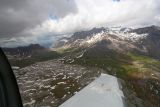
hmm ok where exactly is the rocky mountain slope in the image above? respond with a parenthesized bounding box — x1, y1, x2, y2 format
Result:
(54, 25, 160, 59)
(14, 60, 103, 107)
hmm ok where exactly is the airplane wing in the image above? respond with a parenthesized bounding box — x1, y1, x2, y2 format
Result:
(60, 74, 126, 107)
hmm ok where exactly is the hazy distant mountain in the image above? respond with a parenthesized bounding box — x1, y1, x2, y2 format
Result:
(2, 44, 47, 57)
(2, 44, 62, 67)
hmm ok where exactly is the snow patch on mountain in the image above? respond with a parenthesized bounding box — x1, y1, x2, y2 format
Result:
(107, 27, 148, 42)
(86, 31, 105, 44)
(77, 29, 148, 48)
(80, 27, 148, 46)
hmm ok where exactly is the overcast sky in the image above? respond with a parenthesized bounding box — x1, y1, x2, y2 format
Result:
(0, 0, 160, 47)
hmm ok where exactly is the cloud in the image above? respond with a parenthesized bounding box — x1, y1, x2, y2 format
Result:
(28, 0, 160, 36)
(0, 0, 160, 47)
(0, 34, 70, 48)
(0, 0, 77, 38)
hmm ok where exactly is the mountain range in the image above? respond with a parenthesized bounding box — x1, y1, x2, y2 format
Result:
(54, 25, 160, 59)
(1, 25, 160, 107)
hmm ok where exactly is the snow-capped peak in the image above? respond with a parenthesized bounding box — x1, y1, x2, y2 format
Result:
(54, 26, 150, 51)
(81, 27, 148, 46)
(86, 31, 105, 44)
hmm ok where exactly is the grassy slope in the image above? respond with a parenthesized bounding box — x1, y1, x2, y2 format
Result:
(67, 50, 160, 106)
(72, 51, 160, 78)
(125, 53, 160, 106)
